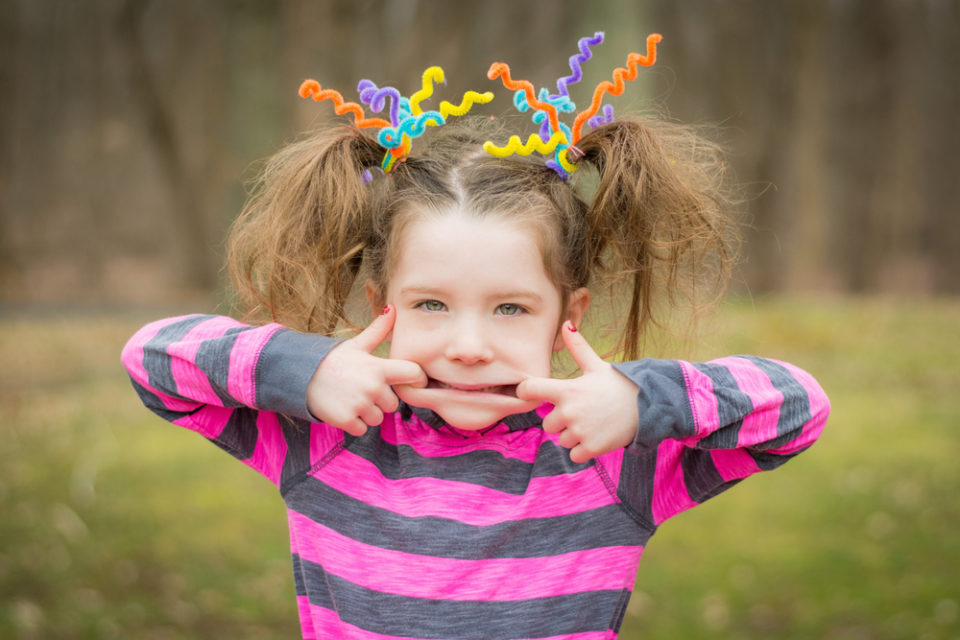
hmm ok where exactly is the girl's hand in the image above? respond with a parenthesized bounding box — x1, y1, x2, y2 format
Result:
(307, 305, 427, 436)
(516, 322, 640, 463)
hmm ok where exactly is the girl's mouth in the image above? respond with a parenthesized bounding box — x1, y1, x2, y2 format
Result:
(426, 377, 519, 398)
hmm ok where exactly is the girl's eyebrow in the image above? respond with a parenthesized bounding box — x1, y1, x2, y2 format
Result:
(398, 285, 544, 303)
(398, 285, 448, 297)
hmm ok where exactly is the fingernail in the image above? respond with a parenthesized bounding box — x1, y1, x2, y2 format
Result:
(381, 305, 391, 316)
(566, 322, 577, 332)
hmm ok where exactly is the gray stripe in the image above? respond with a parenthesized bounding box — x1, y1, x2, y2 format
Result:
(296, 555, 625, 639)
(256, 329, 341, 420)
(142, 315, 212, 402)
(194, 326, 250, 408)
(749, 447, 804, 471)
(279, 417, 313, 491)
(739, 356, 813, 448)
(680, 447, 742, 503)
(342, 427, 593, 494)
(284, 474, 649, 559)
(611, 359, 695, 449)
(692, 361, 752, 448)
(128, 377, 195, 422)
(292, 553, 305, 596)
(617, 446, 659, 531)
(208, 407, 259, 461)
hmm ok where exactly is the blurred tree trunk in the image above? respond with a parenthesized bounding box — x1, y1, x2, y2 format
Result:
(781, 0, 829, 290)
(924, 1, 960, 293)
(829, 0, 900, 292)
(115, 0, 217, 290)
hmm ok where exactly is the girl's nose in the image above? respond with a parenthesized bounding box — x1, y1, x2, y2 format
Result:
(444, 319, 494, 364)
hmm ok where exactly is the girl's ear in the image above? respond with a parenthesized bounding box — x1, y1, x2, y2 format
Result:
(364, 279, 382, 315)
(365, 279, 393, 344)
(554, 288, 591, 351)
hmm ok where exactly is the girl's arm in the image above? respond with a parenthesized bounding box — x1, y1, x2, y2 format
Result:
(517, 323, 829, 527)
(122, 314, 338, 424)
(120, 314, 340, 484)
(610, 354, 829, 527)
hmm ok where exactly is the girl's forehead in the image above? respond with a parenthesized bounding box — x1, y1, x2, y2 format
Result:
(388, 211, 559, 297)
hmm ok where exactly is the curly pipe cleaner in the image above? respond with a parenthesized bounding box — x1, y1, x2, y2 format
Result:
(571, 33, 662, 142)
(487, 63, 561, 135)
(514, 88, 575, 115)
(378, 111, 445, 149)
(438, 90, 495, 118)
(587, 103, 615, 129)
(298, 80, 391, 129)
(553, 31, 605, 98)
(482, 131, 569, 158)
(409, 66, 446, 115)
(356, 80, 403, 127)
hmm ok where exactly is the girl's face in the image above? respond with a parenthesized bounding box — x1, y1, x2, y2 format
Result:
(379, 210, 588, 431)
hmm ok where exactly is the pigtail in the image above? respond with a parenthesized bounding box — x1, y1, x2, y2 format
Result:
(577, 119, 738, 359)
(227, 126, 383, 334)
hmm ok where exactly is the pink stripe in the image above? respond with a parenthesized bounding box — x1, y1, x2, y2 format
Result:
(288, 511, 642, 602)
(378, 410, 551, 464)
(121, 317, 216, 415)
(710, 447, 762, 482)
(171, 404, 233, 440)
(168, 319, 233, 406)
(767, 360, 829, 453)
(228, 322, 284, 407)
(650, 438, 697, 525)
(295, 595, 317, 640)
(309, 421, 346, 470)
(241, 411, 288, 485)
(313, 449, 615, 524)
(720, 357, 784, 448)
(678, 361, 721, 438)
(120, 316, 169, 382)
(595, 447, 624, 497)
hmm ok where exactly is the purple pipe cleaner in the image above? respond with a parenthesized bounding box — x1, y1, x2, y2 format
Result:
(552, 31, 604, 99)
(357, 79, 402, 127)
(587, 104, 615, 129)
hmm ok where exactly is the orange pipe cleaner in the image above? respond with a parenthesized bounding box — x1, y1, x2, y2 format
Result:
(298, 80, 391, 129)
(571, 33, 662, 142)
(486, 63, 562, 136)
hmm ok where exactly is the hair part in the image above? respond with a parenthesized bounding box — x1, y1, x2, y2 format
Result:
(227, 116, 739, 359)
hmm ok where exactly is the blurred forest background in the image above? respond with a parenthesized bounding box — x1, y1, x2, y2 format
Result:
(2, 0, 959, 307)
(2, 1, 960, 640)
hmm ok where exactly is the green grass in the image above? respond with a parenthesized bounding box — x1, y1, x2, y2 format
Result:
(1, 298, 958, 639)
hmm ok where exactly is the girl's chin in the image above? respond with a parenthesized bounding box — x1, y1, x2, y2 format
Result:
(394, 386, 539, 430)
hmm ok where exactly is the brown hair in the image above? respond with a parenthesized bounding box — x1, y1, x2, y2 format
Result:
(227, 116, 738, 360)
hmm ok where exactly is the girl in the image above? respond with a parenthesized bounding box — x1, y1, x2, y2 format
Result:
(122, 38, 829, 640)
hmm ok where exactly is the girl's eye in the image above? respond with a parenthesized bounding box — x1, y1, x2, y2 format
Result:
(418, 300, 446, 312)
(496, 303, 525, 316)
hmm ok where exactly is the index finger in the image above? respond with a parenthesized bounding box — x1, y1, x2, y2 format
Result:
(381, 358, 427, 387)
(349, 304, 396, 353)
(560, 321, 607, 374)
(515, 376, 568, 404)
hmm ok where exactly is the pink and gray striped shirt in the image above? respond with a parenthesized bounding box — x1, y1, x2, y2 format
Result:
(121, 314, 829, 639)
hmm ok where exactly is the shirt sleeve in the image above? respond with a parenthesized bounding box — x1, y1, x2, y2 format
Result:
(120, 314, 343, 486)
(610, 356, 829, 528)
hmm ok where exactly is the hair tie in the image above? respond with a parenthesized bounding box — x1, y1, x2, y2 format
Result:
(483, 31, 661, 180)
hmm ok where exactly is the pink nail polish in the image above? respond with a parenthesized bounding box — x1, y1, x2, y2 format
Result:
(567, 322, 578, 333)
(381, 305, 390, 316)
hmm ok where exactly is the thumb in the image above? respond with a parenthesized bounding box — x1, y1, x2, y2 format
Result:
(561, 321, 606, 373)
(349, 304, 396, 353)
